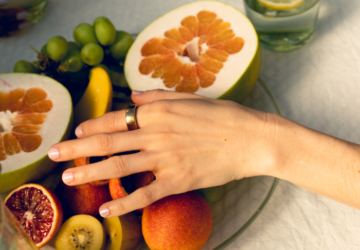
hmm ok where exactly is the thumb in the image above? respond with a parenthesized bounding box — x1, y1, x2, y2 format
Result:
(131, 89, 204, 105)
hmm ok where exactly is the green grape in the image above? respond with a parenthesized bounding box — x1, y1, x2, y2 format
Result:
(47, 36, 68, 61)
(80, 43, 104, 66)
(13, 60, 40, 73)
(60, 48, 84, 73)
(110, 31, 133, 61)
(93, 16, 116, 46)
(40, 44, 48, 56)
(73, 23, 98, 47)
(67, 41, 80, 51)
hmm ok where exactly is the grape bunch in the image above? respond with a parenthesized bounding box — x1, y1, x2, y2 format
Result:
(13, 17, 133, 104)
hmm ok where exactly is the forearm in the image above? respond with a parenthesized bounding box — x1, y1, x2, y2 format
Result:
(268, 115, 360, 209)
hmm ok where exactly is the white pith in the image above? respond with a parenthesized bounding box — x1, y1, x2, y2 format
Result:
(0, 74, 72, 174)
(125, 1, 258, 99)
(0, 111, 15, 133)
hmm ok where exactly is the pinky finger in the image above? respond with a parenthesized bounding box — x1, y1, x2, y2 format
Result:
(99, 180, 172, 217)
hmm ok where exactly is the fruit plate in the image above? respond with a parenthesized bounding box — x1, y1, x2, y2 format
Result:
(135, 78, 280, 250)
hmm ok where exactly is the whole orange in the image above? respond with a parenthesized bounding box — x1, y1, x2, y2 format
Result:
(142, 191, 212, 250)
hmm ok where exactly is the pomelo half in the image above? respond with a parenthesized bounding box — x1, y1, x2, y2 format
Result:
(124, 1, 261, 103)
(0, 73, 72, 193)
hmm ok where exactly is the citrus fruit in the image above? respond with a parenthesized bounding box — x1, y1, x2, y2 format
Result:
(4, 183, 63, 248)
(124, 1, 261, 103)
(0, 73, 72, 193)
(55, 214, 105, 250)
(257, 0, 305, 10)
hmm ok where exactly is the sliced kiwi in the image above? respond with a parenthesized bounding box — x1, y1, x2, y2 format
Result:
(55, 214, 105, 250)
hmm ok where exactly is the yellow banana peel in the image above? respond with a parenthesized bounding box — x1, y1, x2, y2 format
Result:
(74, 67, 113, 127)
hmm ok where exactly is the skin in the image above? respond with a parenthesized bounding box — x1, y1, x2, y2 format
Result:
(49, 90, 360, 217)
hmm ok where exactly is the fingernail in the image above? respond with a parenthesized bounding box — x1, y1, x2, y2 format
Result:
(99, 207, 110, 217)
(75, 126, 83, 138)
(18, 22, 31, 30)
(62, 171, 74, 184)
(48, 147, 60, 160)
(16, 12, 29, 20)
(0, 0, 8, 6)
(132, 90, 144, 95)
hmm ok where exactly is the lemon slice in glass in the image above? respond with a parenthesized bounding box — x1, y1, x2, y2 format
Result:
(257, 0, 305, 10)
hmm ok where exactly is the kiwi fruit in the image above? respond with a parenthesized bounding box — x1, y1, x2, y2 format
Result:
(55, 214, 105, 250)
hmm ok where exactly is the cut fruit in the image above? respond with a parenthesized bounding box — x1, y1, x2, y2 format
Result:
(125, 1, 261, 103)
(257, 0, 305, 10)
(4, 183, 63, 248)
(55, 214, 105, 250)
(0, 73, 72, 193)
(102, 212, 143, 250)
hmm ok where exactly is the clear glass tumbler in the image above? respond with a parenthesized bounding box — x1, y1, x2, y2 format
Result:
(244, 0, 320, 52)
(0, 0, 47, 36)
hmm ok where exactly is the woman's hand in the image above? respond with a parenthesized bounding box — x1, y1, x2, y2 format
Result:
(0, 1, 30, 37)
(48, 90, 280, 217)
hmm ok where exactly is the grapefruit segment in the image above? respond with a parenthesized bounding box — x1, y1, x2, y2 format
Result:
(181, 16, 198, 37)
(212, 37, 245, 54)
(3, 133, 21, 155)
(0, 91, 11, 112)
(176, 64, 199, 92)
(0, 133, 6, 160)
(206, 48, 229, 62)
(13, 113, 47, 125)
(195, 64, 216, 88)
(165, 28, 187, 44)
(139, 55, 173, 75)
(12, 132, 42, 152)
(207, 29, 235, 46)
(12, 124, 42, 134)
(179, 26, 194, 42)
(199, 53, 223, 74)
(141, 38, 174, 56)
(163, 38, 184, 55)
(197, 10, 218, 36)
(20, 88, 47, 111)
(19, 99, 53, 114)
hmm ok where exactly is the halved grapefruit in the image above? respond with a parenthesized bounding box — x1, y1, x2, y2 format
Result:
(0, 73, 72, 193)
(124, 1, 261, 103)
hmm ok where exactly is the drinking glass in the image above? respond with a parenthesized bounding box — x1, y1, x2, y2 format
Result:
(244, 0, 320, 52)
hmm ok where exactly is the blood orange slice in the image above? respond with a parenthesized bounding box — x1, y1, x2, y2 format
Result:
(125, 1, 261, 103)
(4, 183, 63, 248)
(0, 73, 72, 193)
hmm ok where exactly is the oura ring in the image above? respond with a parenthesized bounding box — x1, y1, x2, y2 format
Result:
(125, 104, 139, 130)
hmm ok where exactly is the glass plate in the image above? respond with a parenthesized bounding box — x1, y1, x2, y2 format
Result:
(136, 78, 281, 250)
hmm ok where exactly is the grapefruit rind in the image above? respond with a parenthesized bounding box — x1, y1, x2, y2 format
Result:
(124, 1, 261, 103)
(4, 183, 63, 248)
(0, 73, 73, 194)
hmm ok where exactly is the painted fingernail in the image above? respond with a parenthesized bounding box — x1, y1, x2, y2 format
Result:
(99, 207, 110, 217)
(16, 12, 29, 20)
(0, 0, 8, 6)
(48, 147, 60, 160)
(18, 22, 31, 30)
(75, 126, 83, 138)
(132, 90, 144, 95)
(62, 171, 74, 184)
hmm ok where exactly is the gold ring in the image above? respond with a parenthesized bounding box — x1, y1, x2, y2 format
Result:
(125, 104, 139, 130)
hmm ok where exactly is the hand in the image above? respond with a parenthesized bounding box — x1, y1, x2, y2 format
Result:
(0, 1, 30, 37)
(48, 90, 279, 217)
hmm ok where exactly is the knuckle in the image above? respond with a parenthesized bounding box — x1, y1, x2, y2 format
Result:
(103, 112, 117, 130)
(139, 189, 156, 206)
(114, 201, 126, 214)
(95, 134, 113, 151)
(65, 144, 76, 157)
(111, 156, 128, 176)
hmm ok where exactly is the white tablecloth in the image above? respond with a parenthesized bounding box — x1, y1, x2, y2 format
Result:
(1, 0, 360, 249)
